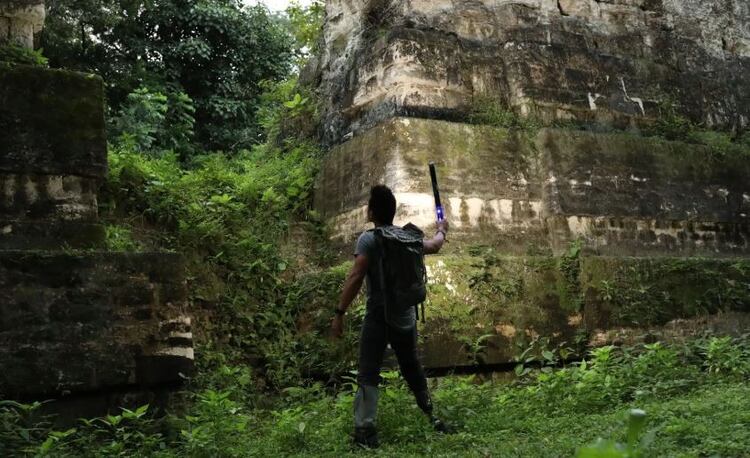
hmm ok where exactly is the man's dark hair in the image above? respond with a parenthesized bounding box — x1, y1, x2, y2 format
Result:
(368, 185, 397, 225)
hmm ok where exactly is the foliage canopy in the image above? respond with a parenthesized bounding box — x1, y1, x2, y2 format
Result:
(43, 0, 294, 151)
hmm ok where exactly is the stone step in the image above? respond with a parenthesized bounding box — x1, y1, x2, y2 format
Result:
(0, 173, 99, 221)
(0, 219, 105, 249)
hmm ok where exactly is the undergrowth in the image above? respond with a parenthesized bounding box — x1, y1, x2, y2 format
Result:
(97, 76, 353, 392)
(2, 335, 749, 457)
(0, 45, 49, 67)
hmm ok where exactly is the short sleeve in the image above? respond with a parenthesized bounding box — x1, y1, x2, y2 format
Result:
(355, 231, 376, 258)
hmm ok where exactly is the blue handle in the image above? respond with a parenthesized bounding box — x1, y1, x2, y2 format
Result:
(435, 205, 445, 222)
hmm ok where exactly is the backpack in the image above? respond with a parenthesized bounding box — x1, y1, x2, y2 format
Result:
(371, 223, 428, 325)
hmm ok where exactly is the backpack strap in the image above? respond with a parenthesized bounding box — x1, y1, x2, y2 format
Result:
(371, 228, 391, 327)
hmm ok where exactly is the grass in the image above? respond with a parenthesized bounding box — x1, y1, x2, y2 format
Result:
(246, 376, 750, 457)
(2, 337, 750, 456)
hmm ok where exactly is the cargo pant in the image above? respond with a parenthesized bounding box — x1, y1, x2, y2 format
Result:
(354, 306, 430, 429)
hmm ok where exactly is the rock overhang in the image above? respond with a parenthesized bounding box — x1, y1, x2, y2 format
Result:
(317, 0, 750, 144)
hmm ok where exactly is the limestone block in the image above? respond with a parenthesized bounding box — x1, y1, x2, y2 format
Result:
(557, 0, 599, 18)
(419, 255, 581, 368)
(0, 173, 99, 221)
(580, 256, 750, 330)
(315, 117, 547, 250)
(0, 64, 107, 179)
(0, 219, 105, 249)
(315, 0, 750, 142)
(316, 118, 750, 255)
(0, 0, 45, 48)
(0, 252, 192, 399)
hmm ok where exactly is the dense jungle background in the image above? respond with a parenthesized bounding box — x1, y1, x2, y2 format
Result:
(1, 0, 750, 456)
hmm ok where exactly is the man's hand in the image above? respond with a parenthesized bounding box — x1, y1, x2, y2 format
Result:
(331, 314, 344, 339)
(437, 219, 449, 234)
(332, 254, 368, 339)
(424, 219, 450, 254)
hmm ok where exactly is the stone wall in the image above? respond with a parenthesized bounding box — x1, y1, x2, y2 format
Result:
(0, 252, 191, 400)
(0, 15, 193, 408)
(1, 64, 107, 249)
(317, 117, 750, 256)
(0, 1, 44, 48)
(315, 0, 749, 144)
(312, 0, 750, 369)
(417, 254, 750, 368)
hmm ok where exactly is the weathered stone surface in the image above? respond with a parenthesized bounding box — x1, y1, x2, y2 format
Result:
(0, 0, 45, 48)
(316, 0, 750, 143)
(1, 173, 99, 221)
(580, 256, 750, 329)
(0, 64, 107, 178)
(315, 117, 545, 250)
(0, 252, 192, 399)
(421, 254, 750, 368)
(298, 254, 750, 369)
(419, 255, 579, 368)
(316, 118, 750, 256)
(312, 0, 750, 371)
(0, 219, 105, 249)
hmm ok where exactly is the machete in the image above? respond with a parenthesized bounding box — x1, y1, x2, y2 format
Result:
(429, 162, 444, 222)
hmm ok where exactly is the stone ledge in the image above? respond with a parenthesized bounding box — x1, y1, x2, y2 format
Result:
(419, 254, 750, 369)
(581, 256, 750, 329)
(0, 251, 192, 399)
(0, 64, 107, 178)
(0, 173, 99, 221)
(0, 220, 105, 249)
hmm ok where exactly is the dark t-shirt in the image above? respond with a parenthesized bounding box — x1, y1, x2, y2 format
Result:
(355, 227, 417, 330)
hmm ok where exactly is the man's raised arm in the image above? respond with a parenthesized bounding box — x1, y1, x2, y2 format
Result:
(423, 220, 449, 255)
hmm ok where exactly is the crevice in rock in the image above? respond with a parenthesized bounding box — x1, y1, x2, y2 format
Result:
(557, 0, 569, 17)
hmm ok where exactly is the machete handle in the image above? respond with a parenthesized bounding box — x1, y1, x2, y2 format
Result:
(429, 162, 444, 222)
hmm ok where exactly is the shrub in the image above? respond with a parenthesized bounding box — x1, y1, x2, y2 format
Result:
(0, 45, 48, 66)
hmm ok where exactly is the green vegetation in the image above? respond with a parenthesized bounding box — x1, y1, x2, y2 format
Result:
(42, 0, 297, 151)
(647, 98, 750, 158)
(0, 45, 49, 66)
(468, 95, 542, 132)
(469, 95, 750, 158)
(2, 336, 749, 456)
(583, 257, 750, 327)
(102, 132, 333, 389)
(284, 0, 326, 63)
(5, 2, 750, 457)
(103, 224, 143, 252)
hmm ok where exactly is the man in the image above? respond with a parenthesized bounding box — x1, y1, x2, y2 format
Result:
(331, 184, 449, 448)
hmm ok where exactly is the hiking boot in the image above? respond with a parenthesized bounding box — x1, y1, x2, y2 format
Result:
(430, 416, 452, 434)
(353, 426, 379, 449)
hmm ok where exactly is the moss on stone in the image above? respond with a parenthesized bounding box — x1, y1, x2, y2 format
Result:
(415, 253, 582, 366)
(581, 257, 750, 329)
(295, 252, 750, 369)
(0, 65, 106, 178)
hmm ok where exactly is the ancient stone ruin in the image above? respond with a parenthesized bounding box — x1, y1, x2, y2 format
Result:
(312, 0, 750, 368)
(0, 1, 192, 416)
